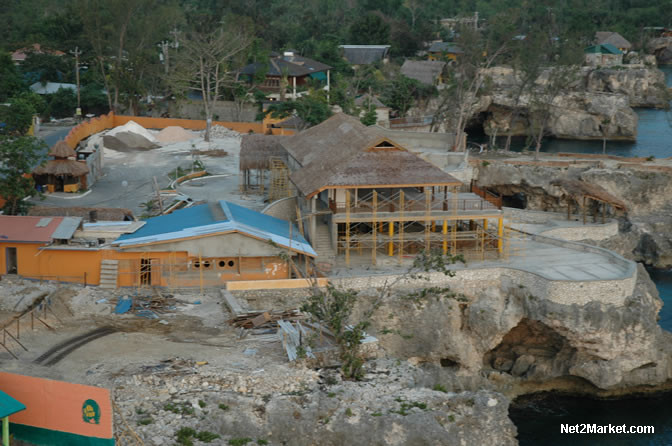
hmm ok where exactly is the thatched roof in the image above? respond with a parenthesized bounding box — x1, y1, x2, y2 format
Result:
(239, 134, 288, 171)
(283, 113, 462, 198)
(400, 60, 446, 85)
(49, 140, 76, 158)
(354, 93, 388, 109)
(595, 31, 632, 50)
(29, 206, 135, 221)
(33, 159, 89, 177)
(551, 179, 627, 210)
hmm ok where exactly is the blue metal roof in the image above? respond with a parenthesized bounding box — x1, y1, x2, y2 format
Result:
(0, 390, 26, 418)
(114, 201, 316, 256)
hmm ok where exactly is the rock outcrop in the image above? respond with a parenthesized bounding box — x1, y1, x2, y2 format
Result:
(363, 263, 671, 394)
(474, 65, 668, 141)
(474, 161, 672, 267)
(648, 37, 672, 64)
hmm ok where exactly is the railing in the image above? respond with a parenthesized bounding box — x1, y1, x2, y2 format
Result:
(332, 189, 500, 215)
(470, 181, 502, 209)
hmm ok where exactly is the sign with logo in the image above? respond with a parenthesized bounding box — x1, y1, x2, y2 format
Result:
(82, 399, 101, 424)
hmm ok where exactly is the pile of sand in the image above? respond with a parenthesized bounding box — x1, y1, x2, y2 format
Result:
(156, 126, 197, 143)
(103, 120, 159, 151)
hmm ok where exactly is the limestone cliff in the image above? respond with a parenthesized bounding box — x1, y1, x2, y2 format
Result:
(475, 65, 667, 141)
(361, 263, 671, 396)
(474, 161, 672, 268)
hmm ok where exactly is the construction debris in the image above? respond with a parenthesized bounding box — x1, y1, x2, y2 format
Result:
(201, 125, 241, 139)
(228, 309, 303, 329)
(111, 289, 177, 318)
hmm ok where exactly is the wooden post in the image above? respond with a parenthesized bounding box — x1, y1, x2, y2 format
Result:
(425, 188, 431, 252)
(497, 217, 504, 253)
(442, 220, 448, 255)
(388, 222, 394, 256)
(199, 252, 203, 295)
(372, 190, 377, 265)
(345, 190, 351, 267)
(398, 190, 404, 264)
(481, 221, 486, 260)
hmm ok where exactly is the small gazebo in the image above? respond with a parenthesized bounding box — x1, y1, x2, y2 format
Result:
(33, 141, 89, 193)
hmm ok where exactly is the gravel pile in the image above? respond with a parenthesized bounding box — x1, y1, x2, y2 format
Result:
(156, 126, 197, 144)
(200, 125, 241, 139)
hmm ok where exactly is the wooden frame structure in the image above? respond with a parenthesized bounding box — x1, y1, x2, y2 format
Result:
(328, 185, 504, 266)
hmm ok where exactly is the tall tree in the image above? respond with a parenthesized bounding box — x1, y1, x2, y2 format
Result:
(349, 13, 391, 44)
(0, 136, 46, 215)
(170, 20, 253, 141)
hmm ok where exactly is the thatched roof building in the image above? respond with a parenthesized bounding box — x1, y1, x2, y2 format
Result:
(48, 140, 76, 158)
(239, 134, 288, 171)
(33, 159, 89, 176)
(551, 179, 627, 210)
(400, 60, 446, 85)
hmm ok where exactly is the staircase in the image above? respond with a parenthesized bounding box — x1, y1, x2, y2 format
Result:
(312, 223, 336, 266)
(99, 260, 119, 289)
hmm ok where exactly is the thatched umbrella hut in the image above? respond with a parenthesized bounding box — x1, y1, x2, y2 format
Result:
(33, 141, 89, 192)
(239, 134, 287, 194)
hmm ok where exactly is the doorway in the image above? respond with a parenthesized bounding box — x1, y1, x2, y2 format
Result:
(5, 248, 17, 274)
(140, 258, 151, 285)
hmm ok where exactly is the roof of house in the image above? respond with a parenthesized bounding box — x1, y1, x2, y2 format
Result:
(240, 134, 288, 171)
(339, 45, 391, 65)
(239, 54, 332, 78)
(354, 93, 388, 109)
(282, 114, 462, 198)
(33, 159, 89, 177)
(0, 390, 25, 419)
(11, 44, 65, 62)
(49, 140, 76, 158)
(595, 31, 632, 49)
(0, 216, 82, 243)
(114, 201, 316, 256)
(29, 82, 76, 95)
(400, 60, 446, 85)
(584, 43, 622, 55)
(427, 42, 463, 54)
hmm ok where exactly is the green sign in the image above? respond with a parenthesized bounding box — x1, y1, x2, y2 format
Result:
(82, 399, 100, 425)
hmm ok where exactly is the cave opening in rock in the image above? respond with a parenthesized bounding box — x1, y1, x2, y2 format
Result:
(501, 192, 527, 209)
(484, 318, 575, 378)
(440, 357, 459, 368)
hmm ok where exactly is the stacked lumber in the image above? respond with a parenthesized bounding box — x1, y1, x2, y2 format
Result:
(229, 310, 303, 329)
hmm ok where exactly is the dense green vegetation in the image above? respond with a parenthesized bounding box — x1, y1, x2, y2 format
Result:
(0, 0, 668, 126)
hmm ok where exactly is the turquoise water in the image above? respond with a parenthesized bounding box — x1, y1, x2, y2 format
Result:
(510, 66, 672, 445)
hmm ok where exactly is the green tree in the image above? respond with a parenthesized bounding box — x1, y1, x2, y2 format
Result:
(21, 52, 74, 85)
(0, 99, 35, 135)
(46, 87, 77, 118)
(13, 91, 47, 117)
(382, 75, 426, 117)
(0, 135, 46, 215)
(80, 83, 109, 114)
(360, 107, 378, 126)
(348, 13, 391, 45)
(262, 91, 332, 129)
(0, 52, 26, 102)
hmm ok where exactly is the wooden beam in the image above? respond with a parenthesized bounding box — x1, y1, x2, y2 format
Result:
(372, 190, 377, 266)
(398, 190, 404, 264)
(497, 217, 504, 253)
(425, 188, 431, 252)
(442, 219, 448, 255)
(345, 190, 351, 267)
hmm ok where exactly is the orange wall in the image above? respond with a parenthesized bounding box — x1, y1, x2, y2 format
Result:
(63, 113, 267, 150)
(0, 244, 289, 286)
(0, 371, 113, 439)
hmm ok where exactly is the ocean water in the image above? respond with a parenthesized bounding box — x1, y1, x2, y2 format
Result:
(511, 270, 672, 446)
(510, 66, 672, 445)
(486, 65, 672, 159)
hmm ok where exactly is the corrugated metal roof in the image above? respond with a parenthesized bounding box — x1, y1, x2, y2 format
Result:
(400, 60, 446, 85)
(0, 216, 65, 243)
(29, 82, 76, 95)
(52, 217, 82, 239)
(584, 43, 622, 55)
(339, 45, 390, 65)
(428, 42, 463, 53)
(114, 201, 315, 256)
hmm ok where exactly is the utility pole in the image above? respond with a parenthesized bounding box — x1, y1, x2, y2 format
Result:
(159, 41, 170, 74)
(70, 46, 82, 118)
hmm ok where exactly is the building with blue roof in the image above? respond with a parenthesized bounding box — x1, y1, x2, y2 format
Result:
(109, 201, 315, 286)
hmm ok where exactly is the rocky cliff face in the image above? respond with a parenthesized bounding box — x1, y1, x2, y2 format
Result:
(475, 162, 672, 268)
(648, 37, 672, 64)
(362, 263, 671, 396)
(475, 65, 667, 141)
